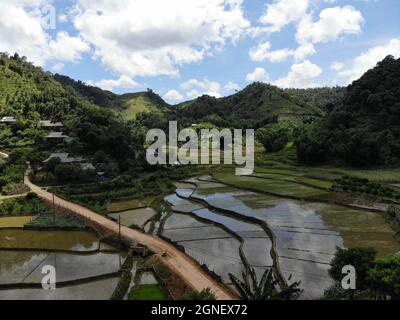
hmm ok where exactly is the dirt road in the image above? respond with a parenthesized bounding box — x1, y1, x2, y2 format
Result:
(24, 169, 234, 300)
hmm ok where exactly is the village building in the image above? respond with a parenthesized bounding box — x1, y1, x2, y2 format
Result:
(40, 120, 63, 130)
(0, 116, 17, 125)
(43, 153, 85, 164)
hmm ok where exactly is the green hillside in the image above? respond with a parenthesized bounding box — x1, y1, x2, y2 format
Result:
(173, 82, 324, 129)
(0, 53, 146, 193)
(296, 55, 400, 166)
(117, 91, 169, 121)
(53, 74, 169, 121)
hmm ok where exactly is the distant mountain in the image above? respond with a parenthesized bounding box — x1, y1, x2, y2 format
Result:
(54, 74, 169, 120)
(54, 74, 120, 109)
(296, 55, 400, 166)
(117, 91, 170, 121)
(173, 83, 325, 128)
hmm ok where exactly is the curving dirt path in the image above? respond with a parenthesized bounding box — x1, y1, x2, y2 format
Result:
(23, 169, 234, 300)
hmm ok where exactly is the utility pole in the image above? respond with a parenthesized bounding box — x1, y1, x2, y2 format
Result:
(118, 215, 121, 244)
(52, 192, 55, 226)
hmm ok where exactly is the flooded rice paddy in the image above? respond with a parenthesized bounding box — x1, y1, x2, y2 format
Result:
(108, 208, 157, 229)
(161, 176, 400, 299)
(0, 229, 124, 299)
(0, 277, 120, 300)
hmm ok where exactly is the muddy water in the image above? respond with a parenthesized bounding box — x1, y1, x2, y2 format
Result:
(0, 251, 124, 285)
(185, 177, 400, 299)
(162, 211, 246, 283)
(0, 277, 120, 300)
(108, 208, 156, 229)
(163, 193, 273, 283)
(0, 230, 99, 251)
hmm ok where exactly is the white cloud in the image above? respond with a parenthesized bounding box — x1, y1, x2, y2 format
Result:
(163, 90, 184, 102)
(181, 78, 222, 97)
(0, 1, 90, 66)
(249, 41, 315, 63)
(246, 67, 269, 82)
(70, 0, 251, 78)
(258, 0, 311, 33)
(48, 32, 90, 62)
(51, 62, 65, 72)
(331, 61, 344, 71)
(224, 81, 240, 91)
(0, 1, 50, 65)
(338, 38, 400, 82)
(296, 6, 364, 45)
(273, 60, 322, 88)
(86, 75, 138, 91)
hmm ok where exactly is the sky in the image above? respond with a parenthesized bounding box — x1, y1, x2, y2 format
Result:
(0, 0, 399, 104)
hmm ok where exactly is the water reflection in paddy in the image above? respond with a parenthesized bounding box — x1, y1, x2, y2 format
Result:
(0, 251, 124, 285)
(186, 177, 400, 299)
(108, 208, 156, 229)
(0, 277, 120, 300)
(162, 211, 246, 283)
(0, 230, 99, 251)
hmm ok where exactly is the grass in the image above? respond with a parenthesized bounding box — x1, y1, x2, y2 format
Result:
(128, 284, 168, 300)
(317, 204, 400, 257)
(214, 170, 328, 199)
(0, 215, 36, 228)
(27, 212, 87, 229)
(119, 94, 164, 120)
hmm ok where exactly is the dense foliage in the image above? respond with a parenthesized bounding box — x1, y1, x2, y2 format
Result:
(285, 87, 345, 112)
(256, 120, 300, 153)
(327, 247, 400, 300)
(172, 82, 323, 129)
(333, 176, 400, 200)
(0, 193, 50, 216)
(296, 56, 400, 166)
(0, 53, 148, 192)
(329, 247, 377, 291)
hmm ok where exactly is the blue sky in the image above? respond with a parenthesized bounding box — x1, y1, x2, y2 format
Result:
(0, 0, 399, 103)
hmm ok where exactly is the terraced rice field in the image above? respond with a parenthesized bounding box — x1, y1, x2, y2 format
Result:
(108, 208, 157, 229)
(0, 277, 120, 300)
(0, 229, 124, 299)
(160, 176, 400, 299)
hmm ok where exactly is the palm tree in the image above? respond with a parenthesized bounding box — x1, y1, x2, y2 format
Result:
(229, 267, 302, 300)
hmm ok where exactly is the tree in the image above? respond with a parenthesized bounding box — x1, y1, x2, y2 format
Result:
(367, 254, 400, 300)
(183, 288, 217, 300)
(229, 267, 302, 300)
(329, 247, 377, 292)
(54, 164, 80, 183)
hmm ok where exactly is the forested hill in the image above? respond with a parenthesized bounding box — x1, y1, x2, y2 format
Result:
(173, 83, 325, 129)
(284, 87, 345, 112)
(296, 55, 400, 166)
(54, 74, 120, 109)
(54, 74, 170, 120)
(0, 52, 145, 175)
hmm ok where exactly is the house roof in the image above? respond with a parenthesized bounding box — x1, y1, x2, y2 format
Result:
(45, 132, 69, 139)
(40, 120, 63, 128)
(0, 116, 17, 123)
(43, 153, 85, 163)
